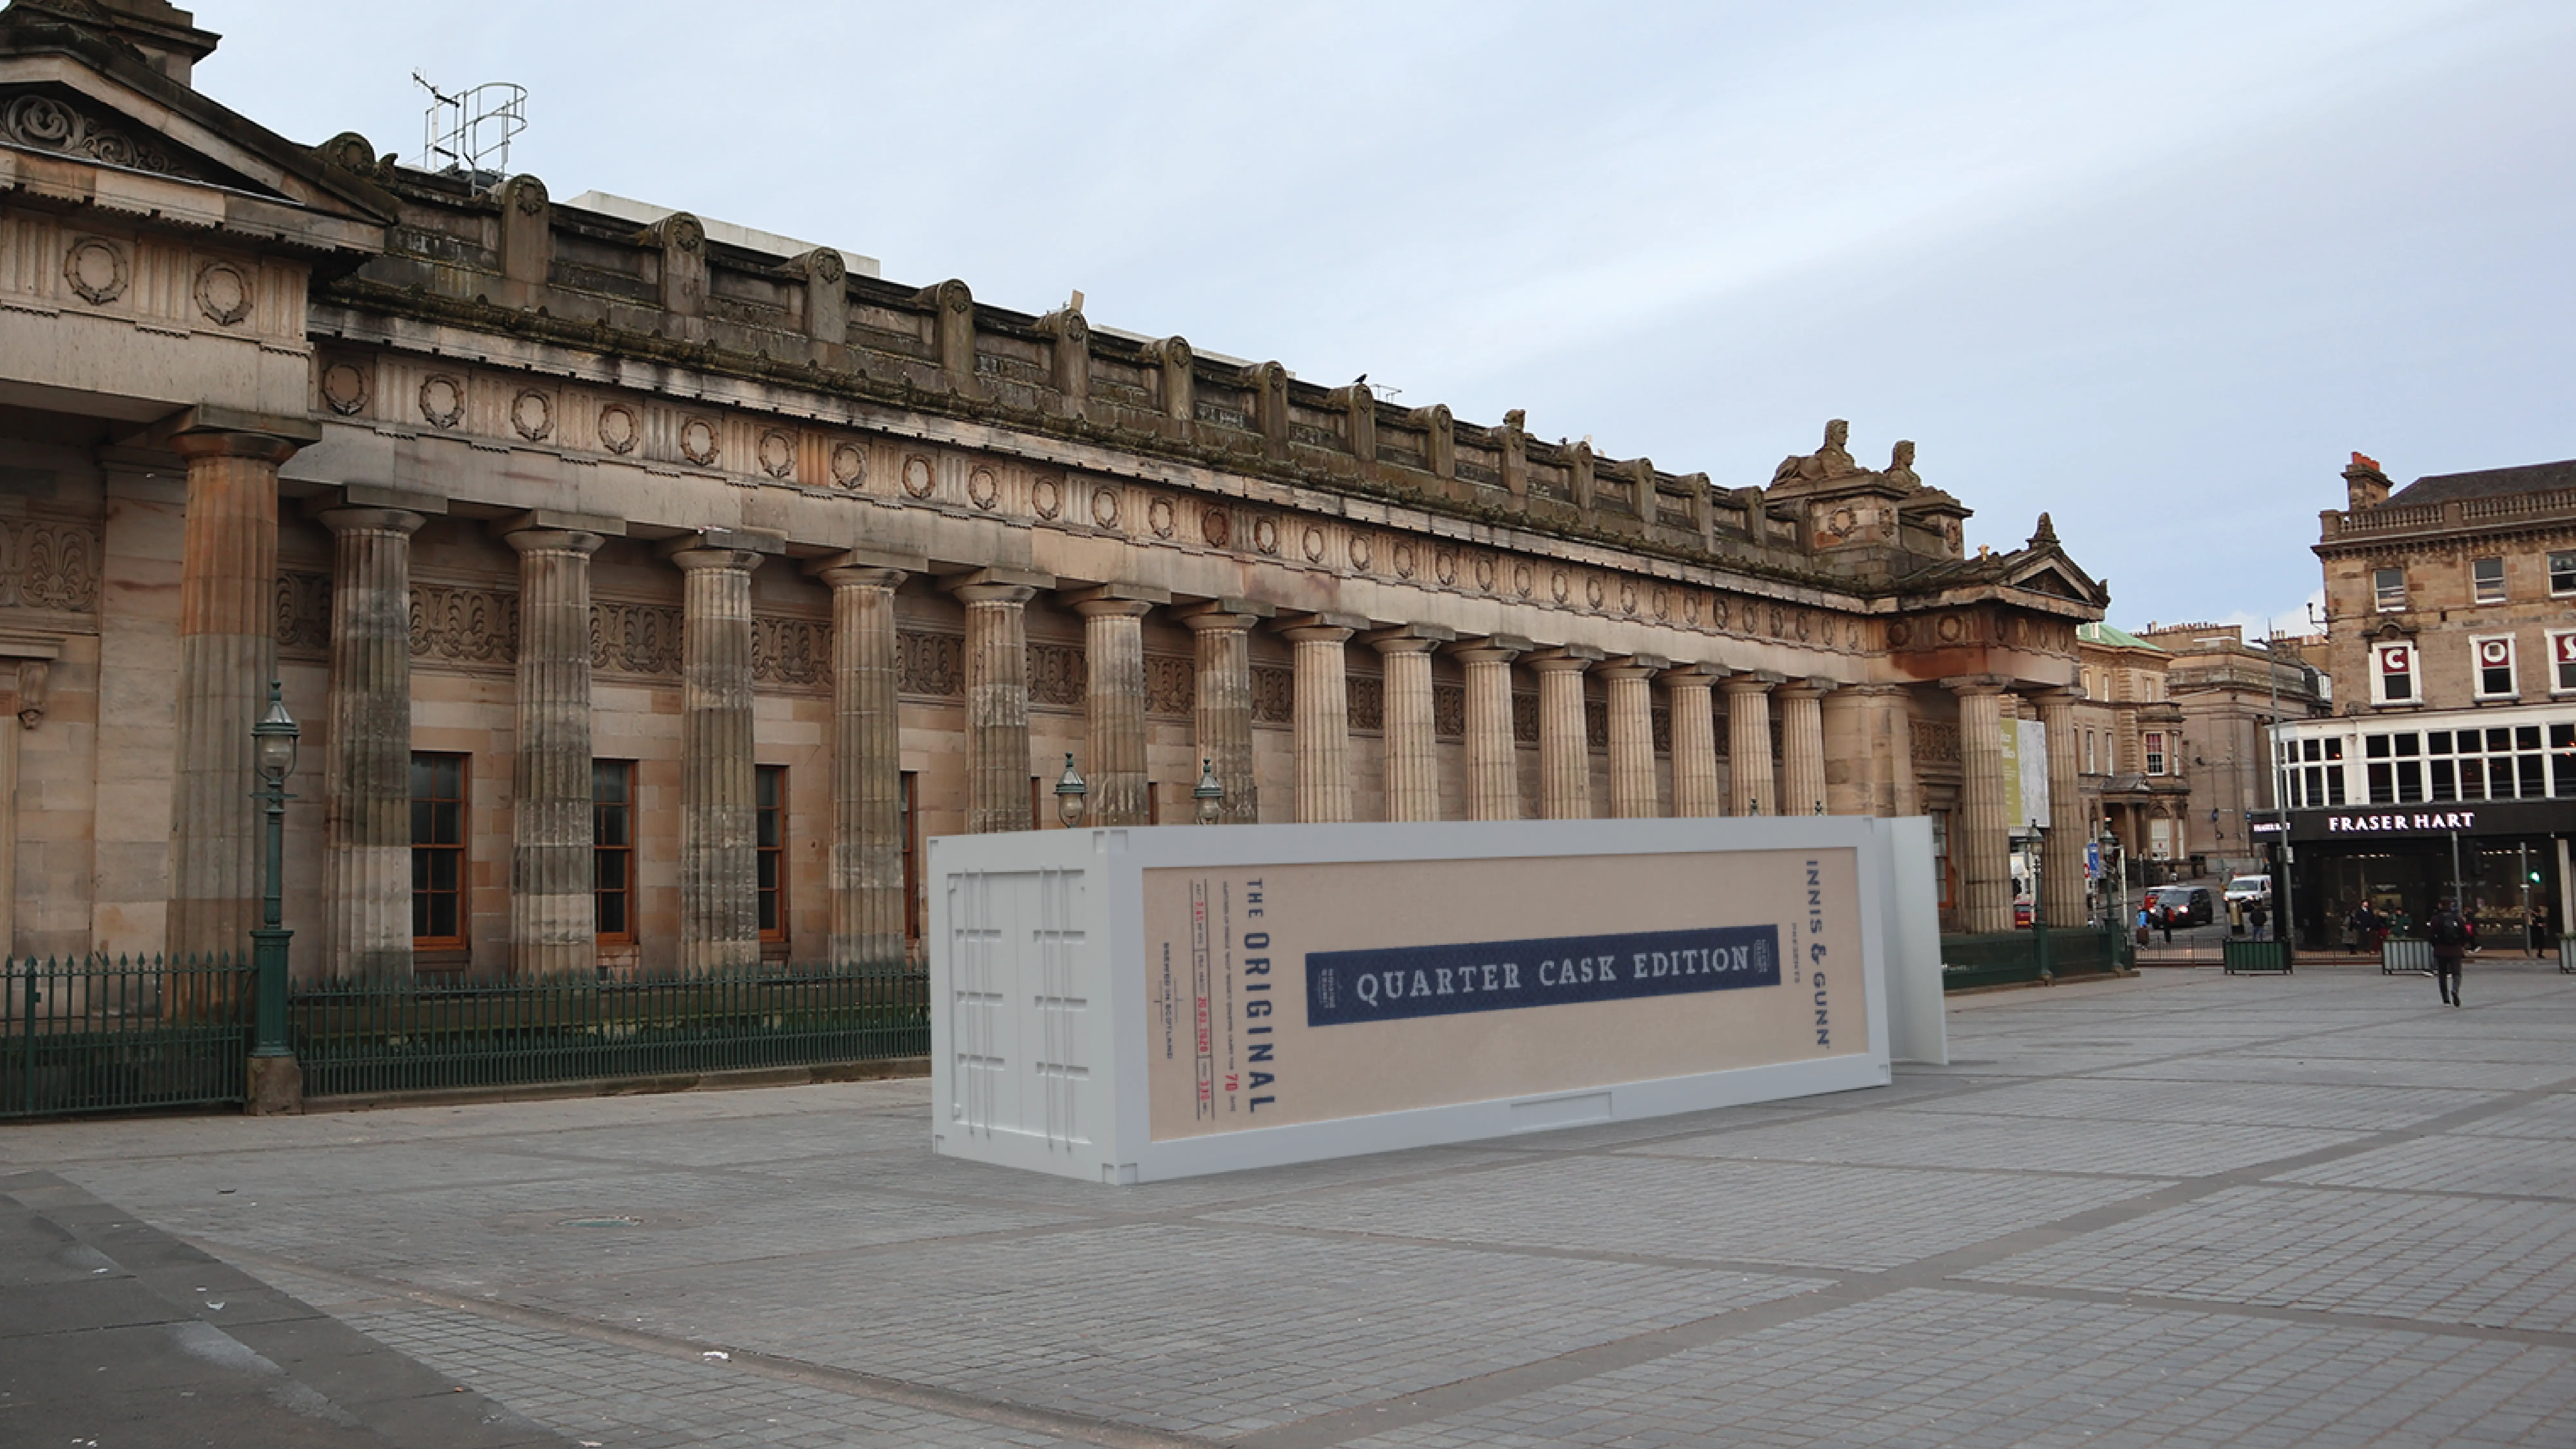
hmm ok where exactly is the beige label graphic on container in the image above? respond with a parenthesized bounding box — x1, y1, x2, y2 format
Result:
(1142, 848, 1865, 1140)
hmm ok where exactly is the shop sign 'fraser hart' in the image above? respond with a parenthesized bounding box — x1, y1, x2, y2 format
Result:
(929, 817, 1919, 1183)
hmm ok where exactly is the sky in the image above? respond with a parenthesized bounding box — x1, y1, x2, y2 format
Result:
(190, 0, 2576, 637)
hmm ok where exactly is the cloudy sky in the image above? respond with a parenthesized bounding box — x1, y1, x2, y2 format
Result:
(195, 1, 2575, 635)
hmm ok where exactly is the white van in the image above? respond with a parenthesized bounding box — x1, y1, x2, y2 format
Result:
(2223, 874, 2273, 906)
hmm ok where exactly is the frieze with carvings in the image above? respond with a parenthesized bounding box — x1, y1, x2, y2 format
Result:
(0, 518, 105, 614)
(1512, 692, 1539, 745)
(1347, 673, 1383, 733)
(1250, 666, 1294, 725)
(898, 631, 964, 698)
(411, 584, 517, 666)
(1651, 704, 1671, 756)
(275, 570, 331, 654)
(3, 94, 211, 183)
(1028, 642, 1086, 708)
(592, 600, 684, 677)
(1585, 699, 1609, 751)
(1912, 719, 1962, 766)
(752, 616, 830, 689)
(1431, 684, 1466, 739)
(1145, 655, 1193, 718)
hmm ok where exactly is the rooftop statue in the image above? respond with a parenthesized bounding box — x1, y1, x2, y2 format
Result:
(1771, 419, 1861, 485)
(1883, 440, 1920, 489)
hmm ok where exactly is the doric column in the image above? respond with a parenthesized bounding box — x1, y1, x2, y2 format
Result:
(1664, 666, 1723, 818)
(1777, 679, 1833, 817)
(1527, 646, 1601, 820)
(2035, 686, 2087, 928)
(167, 429, 301, 960)
(1452, 637, 1526, 822)
(318, 505, 425, 979)
(1724, 672, 1782, 816)
(1950, 676, 2014, 933)
(1281, 616, 1360, 823)
(1180, 600, 1265, 823)
(670, 541, 764, 974)
(1072, 588, 1165, 827)
(505, 524, 604, 978)
(952, 571, 1047, 833)
(1603, 655, 1666, 819)
(1824, 684, 1918, 818)
(817, 559, 910, 967)
(1371, 627, 1450, 823)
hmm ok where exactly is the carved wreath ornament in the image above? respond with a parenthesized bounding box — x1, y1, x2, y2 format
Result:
(62, 238, 126, 305)
(194, 262, 251, 326)
(418, 375, 465, 429)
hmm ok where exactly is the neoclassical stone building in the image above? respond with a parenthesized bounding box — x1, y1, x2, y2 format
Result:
(0, 0, 2108, 976)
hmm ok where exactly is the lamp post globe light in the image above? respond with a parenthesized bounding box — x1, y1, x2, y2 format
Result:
(1192, 757, 1224, 824)
(249, 680, 298, 1071)
(1053, 753, 1087, 828)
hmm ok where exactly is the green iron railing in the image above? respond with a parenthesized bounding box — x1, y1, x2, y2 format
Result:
(291, 964, 930, 1099)
(2, 954, 252, 1119)
(2222, 938, 2291, 974)
(1941, 927, 2128, 991)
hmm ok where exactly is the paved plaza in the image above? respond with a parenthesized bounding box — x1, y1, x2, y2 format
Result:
(5, 964, 2574, 1448)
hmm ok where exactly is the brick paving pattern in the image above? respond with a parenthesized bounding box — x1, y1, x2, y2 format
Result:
(5, 962, 2572, 1446)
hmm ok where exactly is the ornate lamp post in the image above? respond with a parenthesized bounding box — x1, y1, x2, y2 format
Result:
(249, 682, 299, 1069)
(1192, 757, 1225, 824)
(1052, 753, 1087, 829)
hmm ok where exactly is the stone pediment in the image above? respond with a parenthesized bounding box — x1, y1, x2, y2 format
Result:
(0, 6, 394, 238)
(2005, 558, 2095, 603)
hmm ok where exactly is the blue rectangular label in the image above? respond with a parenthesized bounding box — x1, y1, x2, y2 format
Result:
(1306, 925, 1779, 1026)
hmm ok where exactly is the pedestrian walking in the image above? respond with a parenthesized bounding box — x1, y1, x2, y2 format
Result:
(2248, 899, 2269, 941)
(2427, 897, 2471, 1007)
(2158, 903, 2175, 945)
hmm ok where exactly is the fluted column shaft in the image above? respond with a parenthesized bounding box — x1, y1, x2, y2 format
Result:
(1183, 611, 1258, 823)
(1724, 675, 1778, 817)
(1375, 637, 1440, 822)
(1603, 663, 1659, 819)
(1778, 682, 1831, 817)
(1530, 653, 1593, 820)
(2036, 687, 2087, 928)
(674, 547, 762, 974)
(320, 507, 424, 979)
(1077, 599, 1154, 826)
(958, 583, 1036, 833)
(167, 432, 294, 960)
(1666, 673, 1722, 817)
(1954, 680, 2014, 933)
(822, 567, 904, 966)
(1283, 625, 1354, 823)
(1456, 645, 1522, 822)
(507, 528, 603, 978)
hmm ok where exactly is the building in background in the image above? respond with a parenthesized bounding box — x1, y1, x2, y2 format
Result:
(2073, 623, 2189, 885)
(0, 0, 2112, 974)
(2279, 452, 2576, 946)
(2138, 622, 2329, 879)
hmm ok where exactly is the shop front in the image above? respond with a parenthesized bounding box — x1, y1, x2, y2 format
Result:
(2283, 800, 2576, 952)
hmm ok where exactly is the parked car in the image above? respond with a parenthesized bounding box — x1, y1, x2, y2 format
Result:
(2223, 875, 2274, 907)
(2147, 885, 2215, 926)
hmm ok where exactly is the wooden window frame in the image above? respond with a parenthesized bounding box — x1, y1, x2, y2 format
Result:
(594, 759, 637, 946)
(757, 763, 788, 951)
(901, 771, 921, 948)
(410, 751, 469, 954)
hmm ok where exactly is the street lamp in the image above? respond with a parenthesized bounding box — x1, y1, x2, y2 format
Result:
(250, 681, 298, 1058)
(1052, 753, 1087, 828)
(1192, 757, 1225, 824)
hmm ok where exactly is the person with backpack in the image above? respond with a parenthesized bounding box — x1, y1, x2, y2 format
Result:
(2427, 897, 2472, 1007)
(2248, 899, 2269, 941)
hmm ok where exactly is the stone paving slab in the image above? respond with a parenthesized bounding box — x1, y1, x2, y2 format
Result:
(3, 964, 2573, 1447)
(1959, 1182, 2576, 1333)
(1330, 1288, 2576, 1449)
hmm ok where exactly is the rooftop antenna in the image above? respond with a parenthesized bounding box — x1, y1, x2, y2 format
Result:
(414, 71, 526, 194)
